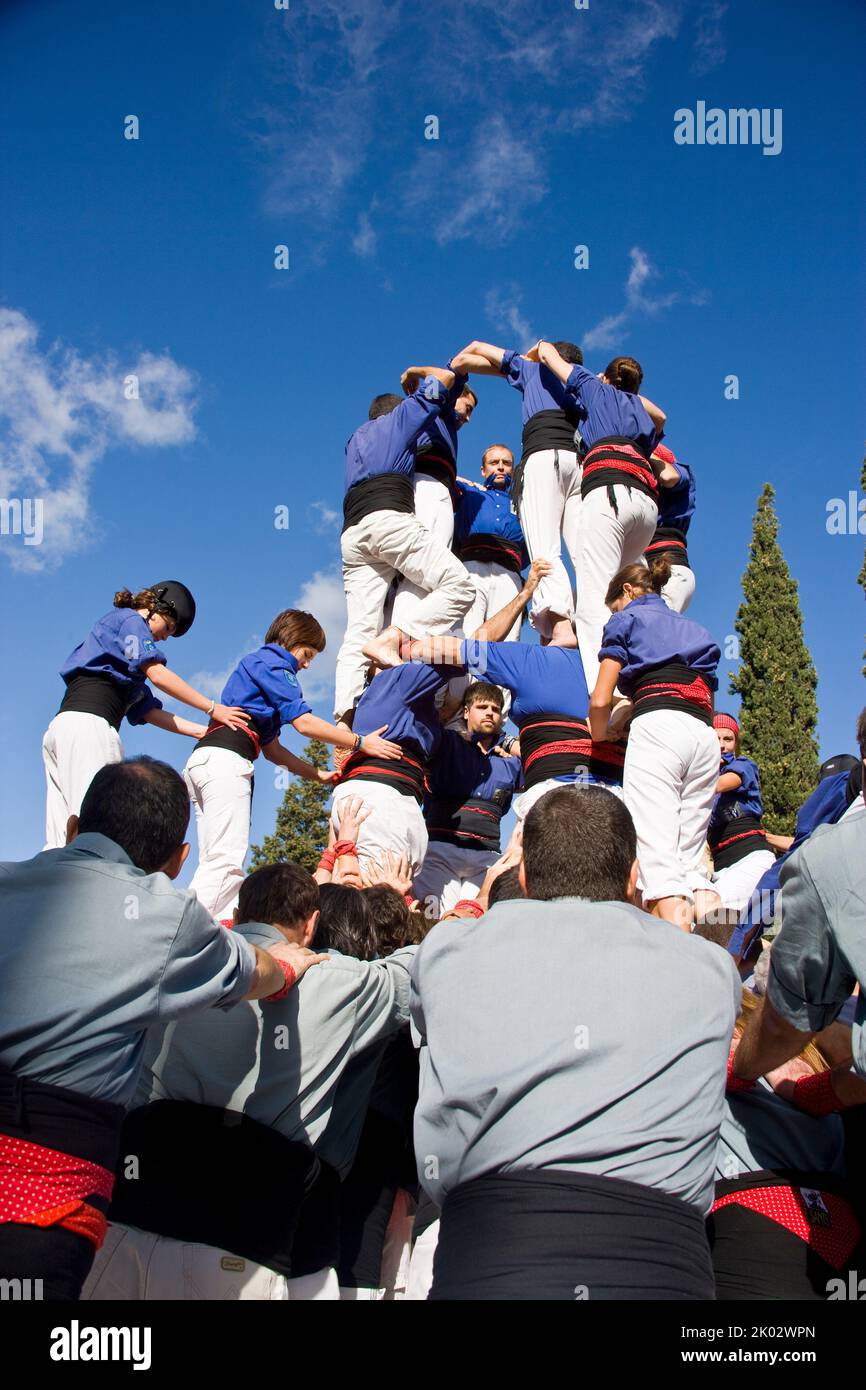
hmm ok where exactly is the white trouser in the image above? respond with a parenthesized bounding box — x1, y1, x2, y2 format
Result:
(405, 1218, 440, 1302)
(513, 775, 624, 822)
(623, 710, 719, 903)
(331, 780, 429, 876)
(391, 476, 456, 631)
(413, 841, 499, 919)
(42, 711, 124, 849)
(82, 1224, 290, 1300)
(184, 746, 254, 919)
(713, 849, 776, 914)
(335, 508, 475, 720)
(517, 448, 581, 637)
(661, 564, 695, 613)
(442, 560, 523, 727)
(381, 1188, 416, 1300)
(573, 486, 659, 693)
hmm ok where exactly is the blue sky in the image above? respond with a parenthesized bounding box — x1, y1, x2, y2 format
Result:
(1, 0, 865, 875)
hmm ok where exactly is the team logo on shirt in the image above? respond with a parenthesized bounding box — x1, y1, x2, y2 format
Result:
(283, 669, 299, 686)
(142, 638, 157, 655)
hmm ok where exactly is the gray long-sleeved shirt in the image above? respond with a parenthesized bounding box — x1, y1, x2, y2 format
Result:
(768, 816, 866, 1078)
(412, 897, 740, 1213)
(0, 834, 256, 1106)
(137, 925, 416, 1177)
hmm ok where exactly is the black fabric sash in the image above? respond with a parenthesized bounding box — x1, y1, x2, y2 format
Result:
(646, 525, 690, 568)
(0, 1063, 124, 1202)
(195, 718, 264, 761)
(519, 409, 580, 465)
(342, 474, 415, 531)
(59, 674, 128, 732)
(108, 1100, 319, 1278)
(337, 743, 426, 802)
(709, 813, 767, 870)
(457, 532, 524, 576)
(518, 712, 625, 791)
(426, 795, 504, 853)
(415, 448, 458, 500)
(289, 1158, 342, 1278)
(631, 664, 714, 726)
(713, 1167, 855, 1205)
(580, 436, 658, 506)
(431, 1168, 714, 1301)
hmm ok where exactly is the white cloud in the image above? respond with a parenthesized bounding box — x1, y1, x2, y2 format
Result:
(484, 286, 537, 351)
(420, 115, 547, 246)
(352, 209, 378, 259)
(306, 499, 341, 534)
(187, 635, 263, 706)
(691, 0, 728, 75)
(291, 568, 347, 707)
(582, 247, 705, 351)
(0, 308, 197, 573)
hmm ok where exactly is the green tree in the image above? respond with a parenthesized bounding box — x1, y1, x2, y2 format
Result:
(858, 448, 866, 674)
(729, 484, 819, 834)
(249, 738, 331, 873)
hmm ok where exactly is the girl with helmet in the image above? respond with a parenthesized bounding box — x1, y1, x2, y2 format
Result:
(42, 581, 249, 847)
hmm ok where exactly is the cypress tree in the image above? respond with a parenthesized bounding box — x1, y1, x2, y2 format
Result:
(249, 738, 332, 873)
(858, 448, 866, 674)
(729, 483, 819, 834)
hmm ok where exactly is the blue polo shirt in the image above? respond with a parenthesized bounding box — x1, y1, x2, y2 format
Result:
(354, 665, 462, 761)
(426, 730, 522, 807)
(562, 363, 658, 456)
(499, 351, 584, 425)
(710, 754, 764, 835)
(344, 377, 451, 490)
(454, 476, 528, 566)
(60, 609, 166, 726)
(658, 459, 696, 533)
(459, 641, 589, 723)
(219, 645, 312, 746)
(599, 594, 719, 696)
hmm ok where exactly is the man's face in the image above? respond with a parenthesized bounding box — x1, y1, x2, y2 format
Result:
(481, 449, 513, 487)
(454, 391, 476, 429)
(464, 698, 503, 738)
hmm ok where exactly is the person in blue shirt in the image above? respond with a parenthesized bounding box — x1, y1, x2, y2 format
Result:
(709, 713, 775, 921)
(644, 443, 697, 613)
(183, 609, 399, 919)
(334, 356, 479, 728)
(42, 581, 250, 849)
(530, 340, 668, 695)
(390, 364, 477, 632)
(413, 682, 523, 919)
(590, 557, 722, 933)
(453, 337, 585, 648)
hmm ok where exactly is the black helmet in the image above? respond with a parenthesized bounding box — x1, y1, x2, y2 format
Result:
(150, 580, 196, 637)
(819, 753, 859, 782)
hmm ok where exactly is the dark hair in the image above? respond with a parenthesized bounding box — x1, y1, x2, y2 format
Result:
(313, 884, 377, 960)
(604, 355, 643, 393)
(115, 587, 160, 611)
(461, 386, 478, 408)
(264, 608, 326, 652)
(487, 865, 524, 906)
(368, 393, 403, 420)
(552, 341, 584, 365)
(363, 884, 412, 955)
(236, 862, 319, 930)
(857, 709, 866, 761)
(78, 757, 190, 874)
(481, 444, 513, 468)
(605, 557, 671, 606)
(693, 918, 737, 950)
(462, 680, 503, 712)
(522, 786, 637, 902)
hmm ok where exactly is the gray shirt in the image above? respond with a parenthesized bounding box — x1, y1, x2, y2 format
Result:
(768, 816, 866, 1077)
(138, 924, 416, 1177)
(716, 1085, 845, 1183)
(0, 834, 256, 1106)
(412, 897, 740, 1213)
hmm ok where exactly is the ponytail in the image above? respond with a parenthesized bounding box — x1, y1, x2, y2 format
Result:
(605, 556, 670, 606)
(114, 587, 160, 612)
(603, 355, 644, 395)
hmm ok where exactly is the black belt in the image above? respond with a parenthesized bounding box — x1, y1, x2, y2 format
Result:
(108, 1100, 319, 1278)
(519, 409, 581, 466)
(580, 436, 658, 507)
(338, 744, 426, 802)
(415, 450, 458, 501)
(0, 1062, 124, 1178)
(646, 525, 690, 568)
(342, 474, 414, 531)
(518, 712, 625, 790)
(710, 814, 767, 870)
(59, 673, 129, 732)
(426, 795, 505, 853)
(432, 1168, 714, 1301)
(631, 664, 714, 726)
(457, 532, 525, 575)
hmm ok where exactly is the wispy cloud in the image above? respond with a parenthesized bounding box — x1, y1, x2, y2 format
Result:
(582, 247, 707, 352)
(484, 286, 537, 350)
(352, 209, 378, 259)
(691, 0, 728, 75)
(0, 307, 197, 573)
(306, 499, 341, 534)
(414, 115, 547, 247)
(188, 636, 263, 705)
(292, 568, 347, 707)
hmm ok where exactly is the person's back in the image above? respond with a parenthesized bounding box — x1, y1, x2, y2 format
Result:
(411, 786, 740, 1300)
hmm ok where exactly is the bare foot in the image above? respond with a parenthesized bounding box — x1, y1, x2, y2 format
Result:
(609, 697, 634, 734)
(362, 626, 405, 669)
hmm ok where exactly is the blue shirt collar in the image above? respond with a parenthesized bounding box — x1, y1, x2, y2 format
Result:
(484, 476, 512, 494)
(262, 644, 300, 672)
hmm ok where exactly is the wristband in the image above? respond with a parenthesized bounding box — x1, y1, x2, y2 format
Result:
(333, 840, 359, 858)
(206, 699, 216, 717)
(353, 733, 362, 752)
(317, 849, 337, 873)
(264, 958, 297, 1003)
(726, 1045, 755, 1093)
(453, 899, 484, 919)
(791, 1069, 844, 1117)
(404, 893, 415, 908)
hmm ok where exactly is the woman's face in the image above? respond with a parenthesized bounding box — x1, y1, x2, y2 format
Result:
(147, 612, 176, 640)
(291, 644, 319, 670)
(607, 584, 639, 614)
(716, 728, 737, 756)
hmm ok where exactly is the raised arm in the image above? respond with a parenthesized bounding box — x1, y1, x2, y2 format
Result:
(639, 394, 667, 433)
(472, 559, 553, 643)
